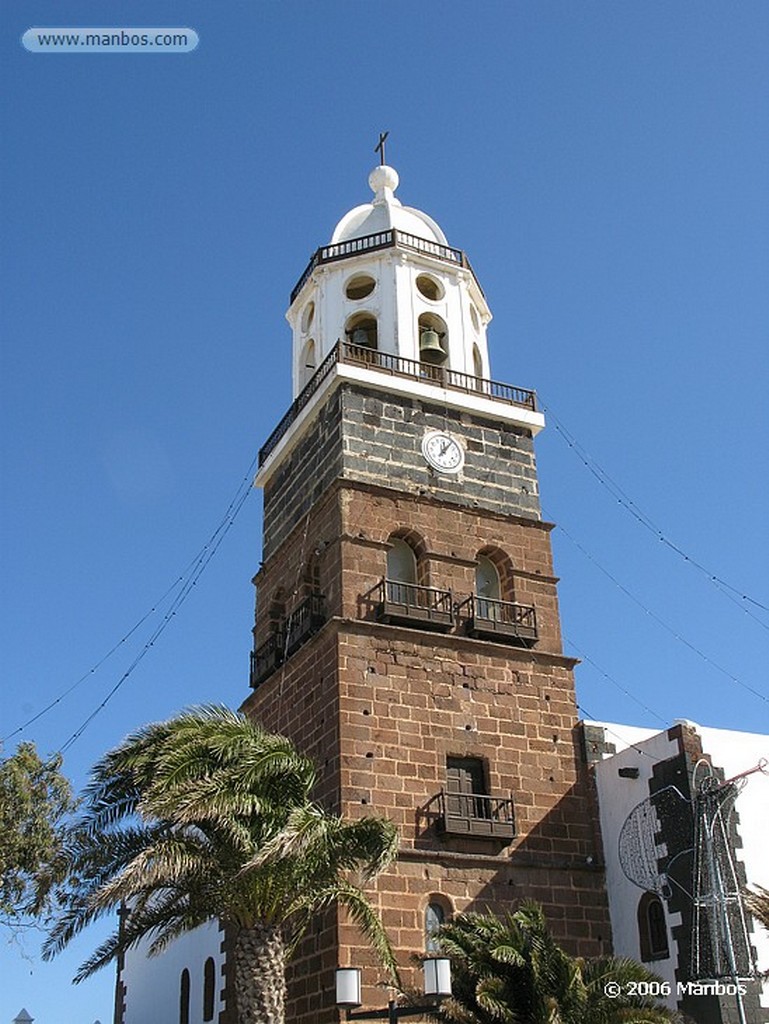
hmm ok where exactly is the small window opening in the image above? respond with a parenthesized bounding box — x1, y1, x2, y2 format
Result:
(425, 902, 445, 951)
(345, 274, 376, 300)
(301, 301, 315, 332)
(638, 892, 669, 962)
(416, 274, 443, 301)
(472, 343, 484, 381)
(203, 957, 216, 1021)
(179, 969, 190, 1024)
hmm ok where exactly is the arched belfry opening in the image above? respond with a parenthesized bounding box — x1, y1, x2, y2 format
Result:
(418, 312, 448, 368)
(300, 338, 317, 389)
(345, 311, 378, 352)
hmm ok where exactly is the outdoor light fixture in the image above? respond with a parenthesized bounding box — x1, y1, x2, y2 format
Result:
(422, 957, 452, 998)
(335, 967, 363, 1008)
(336, 959, 451, 1022)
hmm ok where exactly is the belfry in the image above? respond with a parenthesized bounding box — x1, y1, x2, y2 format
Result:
(241, 158, 612, 1021)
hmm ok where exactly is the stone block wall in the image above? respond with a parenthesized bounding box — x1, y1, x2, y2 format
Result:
(261, 382, 542, 560)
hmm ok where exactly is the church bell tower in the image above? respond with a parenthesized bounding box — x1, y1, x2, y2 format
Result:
(241, 160, 611, 1021)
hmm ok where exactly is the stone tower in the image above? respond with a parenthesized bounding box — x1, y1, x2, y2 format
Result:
(241, 163, 611, 1021)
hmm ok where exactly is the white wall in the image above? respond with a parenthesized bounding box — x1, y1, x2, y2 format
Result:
(121, 919, 224, 1024)
(589, 721, 769, 1014)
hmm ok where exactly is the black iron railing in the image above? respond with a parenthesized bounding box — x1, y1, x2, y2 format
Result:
(290, 228, 473, 305)
(341, 342, 536, 407)
(285, 593, 326, 656)
(436, 790, 516, 839)
(249, 632, 284, 688)
(258, 340, 537, 468)
(249, 594, 327, 688)
(459, 595, 538, 645)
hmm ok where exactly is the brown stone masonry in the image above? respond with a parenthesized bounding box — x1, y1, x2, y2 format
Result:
(242, 381, 612, 1023)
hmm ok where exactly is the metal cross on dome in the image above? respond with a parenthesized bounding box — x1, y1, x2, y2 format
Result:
(374, 131, 389, 165)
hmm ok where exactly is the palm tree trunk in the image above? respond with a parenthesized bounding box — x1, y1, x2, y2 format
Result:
(231, 922, 287, 1024)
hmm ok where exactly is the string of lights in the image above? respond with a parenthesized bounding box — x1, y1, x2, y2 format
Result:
(57, 460, 256, 754)
(563, 631, 669, 726)
(540, 400, 769, 626)
(4, 454, 258, 752)
(574, 699, 660, 760)
(554, 519, 767, 707)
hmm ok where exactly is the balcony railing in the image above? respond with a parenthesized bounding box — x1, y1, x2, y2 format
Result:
(285, 593, 326, 656)
(249, 632, 284, 688)
(376, 578, 454, 631)
(459, 595, 538, 646)
(258, 340, 537, 467)
(436, 790, 516, 839)
(290, 228, 476, 305)
(249, 594, 327, 689)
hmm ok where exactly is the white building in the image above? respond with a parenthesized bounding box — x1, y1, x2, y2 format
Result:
(584, 719, 769, 1024)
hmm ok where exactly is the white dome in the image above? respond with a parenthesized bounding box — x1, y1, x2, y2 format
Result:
(330, 165, 449, 246)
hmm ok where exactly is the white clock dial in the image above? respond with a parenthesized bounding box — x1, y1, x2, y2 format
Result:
(422, 431, 465, 473)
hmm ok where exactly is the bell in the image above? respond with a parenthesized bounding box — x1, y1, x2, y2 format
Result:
(420, 329, 446, 364)
(351, 327, 370, 348)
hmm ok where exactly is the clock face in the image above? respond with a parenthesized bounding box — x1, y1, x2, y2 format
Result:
(422, 431, 464, 473)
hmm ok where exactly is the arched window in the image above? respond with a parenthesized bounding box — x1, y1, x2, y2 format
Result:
(203, 957, 216, 1021)
(299, 338, 316, 389)
(268, 588, 287, 634)
(303, 550, 322, 597)
(638, 892, 669, 961)
(472, 343, 484, 382)
(476, 556, 501, 599)
(476, 554, 501, 621)
(425, 902, 445, 952)
(179, 968, 190, 1024)
(386, 538, 417, 605)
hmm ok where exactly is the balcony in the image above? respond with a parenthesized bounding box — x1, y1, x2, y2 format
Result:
(459, 595, 538, 646)
(375, 578, 454, 632)
(249, 594, 327, 689)
(435, 789, 516, 839)
(285, 593, 326, 655)
(249, 632, 284, 688)
(258, 340, 537, 468)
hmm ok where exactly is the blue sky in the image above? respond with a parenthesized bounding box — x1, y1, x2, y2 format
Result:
(1, 2, 767, 1021)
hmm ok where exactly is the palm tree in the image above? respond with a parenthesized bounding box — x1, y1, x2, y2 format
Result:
(745, 886, 769, 933)
(430, 902, 681, 1024)
(43, 706, 398, 1024)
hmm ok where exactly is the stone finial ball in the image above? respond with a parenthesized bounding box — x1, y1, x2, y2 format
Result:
(369, 165, 399, 194)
